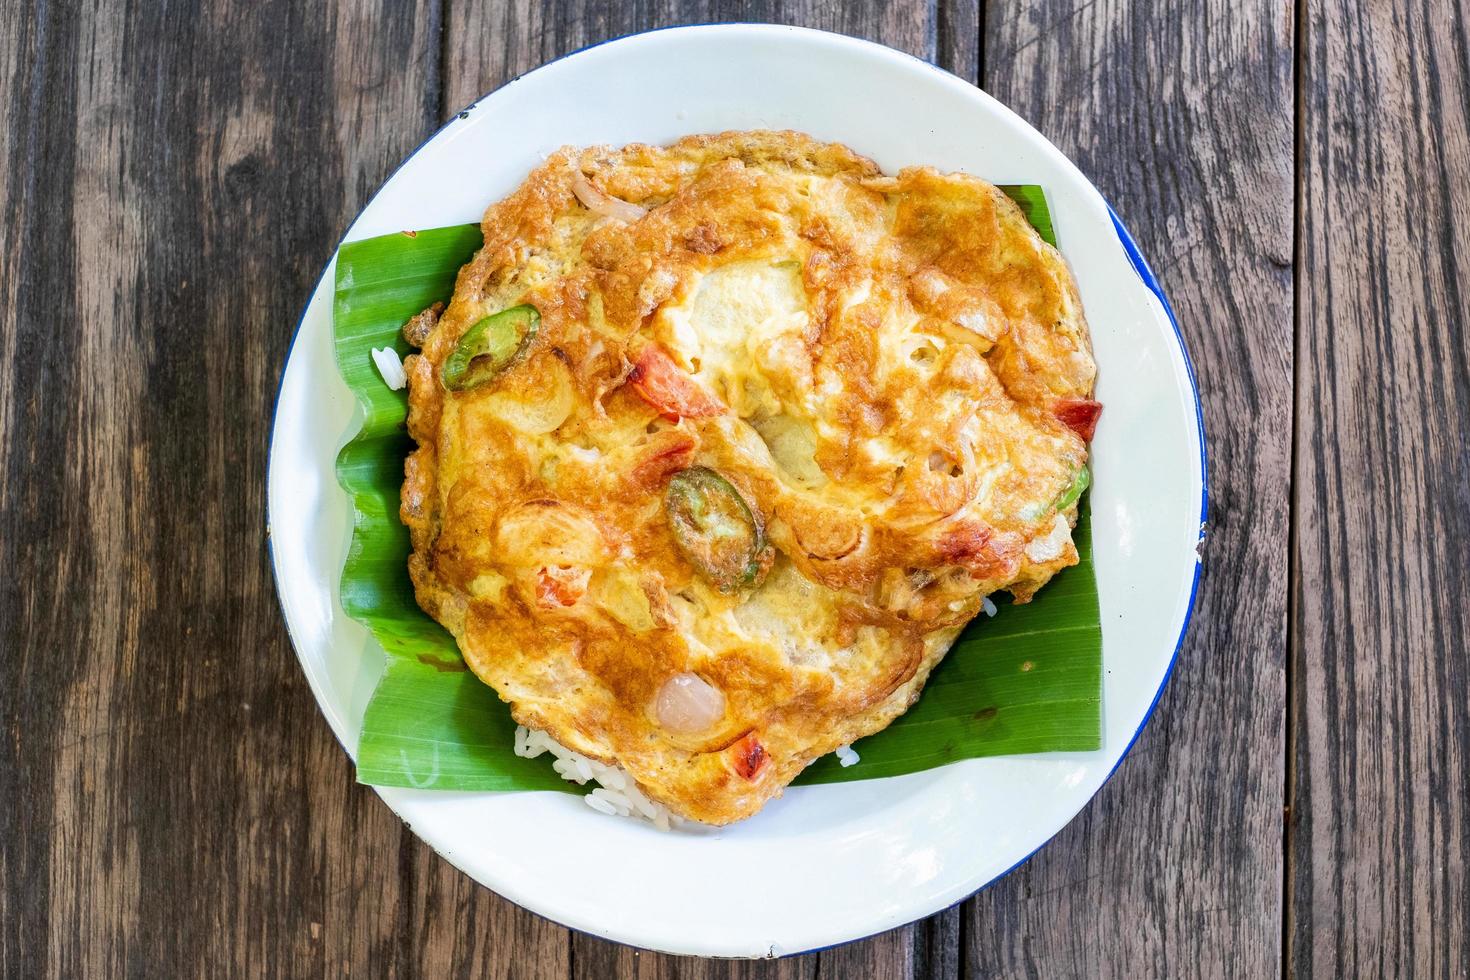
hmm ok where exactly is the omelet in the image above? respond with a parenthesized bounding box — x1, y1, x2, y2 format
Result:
(399, 131, 1100, 825)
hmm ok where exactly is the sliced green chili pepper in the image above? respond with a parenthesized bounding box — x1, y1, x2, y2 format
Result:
(441, 305, 539, 392)
(665, 467, 765, 593)
(1052, 464, 1091, 512)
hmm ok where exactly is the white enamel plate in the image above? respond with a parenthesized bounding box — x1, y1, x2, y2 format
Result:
(268, 25, 1207, 958)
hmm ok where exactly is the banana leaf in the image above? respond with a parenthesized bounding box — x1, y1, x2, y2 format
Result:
(334, 187, 1101, 793)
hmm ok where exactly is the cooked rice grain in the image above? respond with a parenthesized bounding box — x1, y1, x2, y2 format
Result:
(514, 724, 861, 826)
(514, 724, 685, 830)
(371, 346, 408, 390)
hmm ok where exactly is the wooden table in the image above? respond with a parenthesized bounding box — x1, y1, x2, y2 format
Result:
(3, 0, 1466, 976)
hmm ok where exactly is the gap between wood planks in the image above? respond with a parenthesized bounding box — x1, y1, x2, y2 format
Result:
(1285, 1, 1305, 976)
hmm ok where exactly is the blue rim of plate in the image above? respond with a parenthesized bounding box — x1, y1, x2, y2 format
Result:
(266, 24, 1211, 957)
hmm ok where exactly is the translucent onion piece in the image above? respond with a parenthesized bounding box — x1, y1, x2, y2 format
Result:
(571, 175, 647, 222)
(655, 672, 725, 734)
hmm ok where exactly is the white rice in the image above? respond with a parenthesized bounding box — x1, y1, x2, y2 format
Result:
(514, 724, 867, 826)
(982, 595, 998, 617)
(513, 724, 686, 831)
(584, 792, 619, 816)
(371, 346, 407, 390)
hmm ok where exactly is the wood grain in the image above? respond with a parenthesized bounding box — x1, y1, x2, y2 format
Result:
(1291, 0, 1470, 975)
(5, 0, 1466, 974)
(0, 0, 478, 976)
(442, 0, 971, 116)
(965, 1, 1295, 977)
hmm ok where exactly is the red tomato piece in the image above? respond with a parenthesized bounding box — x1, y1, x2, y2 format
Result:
(628, 346, 724, 421)
(536, 565, 589, 608)
(1053, 398, 1103, 441)
(729, 732, 770, 781)
(936, 521, 1023, 579)
(629, 431, 698, 488)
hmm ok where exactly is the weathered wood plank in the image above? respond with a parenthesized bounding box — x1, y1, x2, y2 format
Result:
(0, 0, 452, 976)
(965, 1, 1294, 977)
(1292, 0, 1470, 975)
(443, 0, 973, 117)
(569, 943, 818, 979)
(0, 5, 84, 977)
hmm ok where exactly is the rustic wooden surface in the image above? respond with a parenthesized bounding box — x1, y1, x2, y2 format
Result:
(1291, 0, 1470, 978)
(0, 0, 1463, 977)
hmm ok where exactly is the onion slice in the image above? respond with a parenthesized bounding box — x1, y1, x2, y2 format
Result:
(655, 672, 725, 734)
(571, 175, 647, 222)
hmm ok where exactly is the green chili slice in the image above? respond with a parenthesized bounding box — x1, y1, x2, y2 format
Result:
(665, 467, 765, 593)
(441, 305, 539, 392)
(1052, 464, 1091, 512)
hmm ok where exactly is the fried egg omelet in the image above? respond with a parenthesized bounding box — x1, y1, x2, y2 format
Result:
(399, 132, 1101, 825)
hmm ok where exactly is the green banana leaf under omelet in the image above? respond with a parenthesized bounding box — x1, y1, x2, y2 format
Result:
(333, 185, 1101, 793)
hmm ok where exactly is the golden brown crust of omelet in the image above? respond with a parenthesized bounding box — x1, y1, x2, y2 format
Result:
(400, 131, 1095, 824)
